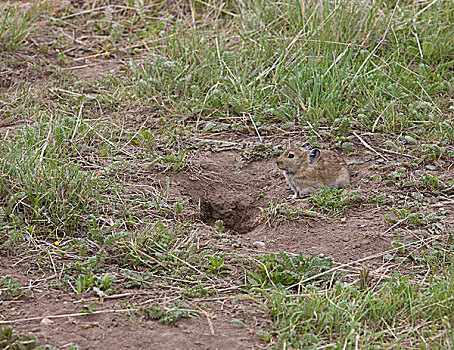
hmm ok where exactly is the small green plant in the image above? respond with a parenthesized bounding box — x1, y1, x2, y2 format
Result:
(0, 3, 36, 52)
(341, 141, 355, 154)
(309, 187, 362, 215)
(0, 327, 49, 350)
(247, 251, 333, 288)
(214, 219, 224, 232)
(207, 255, 225, 273)
(153, 150, 188, 172)
(76, 273, 113, 295)
(331, 116, 351, 137)
(418, 173, 447, 191)
(0, 276, 32, 300)
(384, 207, 448, 230)
(184, 285, 213, 298)
(174, 199, 183, 215)
(138, 302, 197, 325)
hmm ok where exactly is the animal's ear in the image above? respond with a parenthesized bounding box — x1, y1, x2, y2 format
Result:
(308, 148, 321, 164)
(302, 142, 311, 150)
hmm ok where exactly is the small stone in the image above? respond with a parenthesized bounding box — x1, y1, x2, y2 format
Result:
(41, 318, 53, 326)
(252, 241, 266, 249)
(426, 164, 438, 171)
(340, 218, 347, 223)
(319, 253, 325, 258)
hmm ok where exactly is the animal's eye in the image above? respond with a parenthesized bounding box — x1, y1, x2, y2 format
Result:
(287, 153, 294, 159)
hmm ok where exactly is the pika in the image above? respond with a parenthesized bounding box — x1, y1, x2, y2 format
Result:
(276, 142, 350, 198)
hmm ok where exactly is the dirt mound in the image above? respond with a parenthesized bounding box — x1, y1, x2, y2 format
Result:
(166, 149, 393, 266)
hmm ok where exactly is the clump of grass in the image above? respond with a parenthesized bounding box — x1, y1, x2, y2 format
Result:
(0, 3, 36, 53)
(247, 251, 333, 288)
(249, 272, 454, 348)
(309, 187, 362, 215)
(259, 201, 318, 225)
(0, 117, 104, 235)
(416, 173, 448, 192)
(82, 0, 453, 144)
(138, 302, 198, 325)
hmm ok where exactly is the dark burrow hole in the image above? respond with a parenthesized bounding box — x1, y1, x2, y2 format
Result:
(200, 199, 259, 234)
(179, 167, 266, 234)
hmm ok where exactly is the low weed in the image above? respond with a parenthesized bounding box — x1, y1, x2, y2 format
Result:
(384, 207, 448, 230)
(0, 3, 37, 53)
(247, 251, 333, 289)
(0, 327, 50, 350)
(0, 276, 32, 300)
(76, 273, 114, 296)
(248, 272, 454, 348)
(0, 114, 108, 236)
(404, 172, 450, 193)
(310, 187, 362, 215)
(138, 302, 198, 325)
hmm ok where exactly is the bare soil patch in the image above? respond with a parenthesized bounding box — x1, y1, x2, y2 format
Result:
(167, 148, 394, 265)
(161, 138, 453, 272)
(0, 254, 262, 349)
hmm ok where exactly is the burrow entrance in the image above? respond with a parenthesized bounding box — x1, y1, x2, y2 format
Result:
(181, 176, 265, 234)
(200, 198, 259, 234)
(176, 151, 278, 234)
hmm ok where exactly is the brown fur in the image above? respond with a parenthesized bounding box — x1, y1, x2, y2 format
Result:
(276, 146, 350, 198)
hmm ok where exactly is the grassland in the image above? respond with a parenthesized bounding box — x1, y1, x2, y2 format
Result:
(0, 0, 453, 348)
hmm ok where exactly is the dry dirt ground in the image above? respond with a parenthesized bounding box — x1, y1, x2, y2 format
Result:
(1, 255, 262, 349)
(1, 54, 453, 349)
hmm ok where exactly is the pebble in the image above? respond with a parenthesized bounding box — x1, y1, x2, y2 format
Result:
(426, 164, 438, 171)
(252, 241, 266, 249)
(40, 318, 53, 326)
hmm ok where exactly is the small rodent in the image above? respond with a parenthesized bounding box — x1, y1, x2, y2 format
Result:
(276, 142, 351, 198)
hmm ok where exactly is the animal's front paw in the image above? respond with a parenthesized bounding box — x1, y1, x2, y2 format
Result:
(285, 194, 298, 201)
